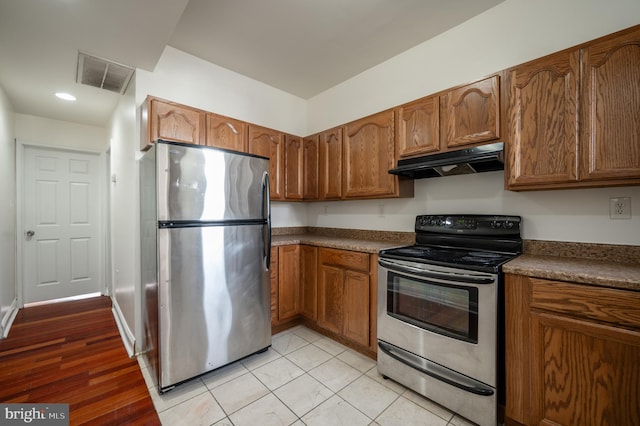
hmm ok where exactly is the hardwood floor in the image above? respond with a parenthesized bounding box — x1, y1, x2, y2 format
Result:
(0, 296, 160, 425)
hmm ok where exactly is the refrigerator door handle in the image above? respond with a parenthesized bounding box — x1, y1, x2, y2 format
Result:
(262, 171, 271, 270)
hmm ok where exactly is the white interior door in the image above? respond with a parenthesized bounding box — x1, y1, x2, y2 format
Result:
(22, 146, 102, 304)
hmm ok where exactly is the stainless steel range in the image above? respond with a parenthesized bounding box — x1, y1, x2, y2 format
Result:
(377, 214, 522, 426)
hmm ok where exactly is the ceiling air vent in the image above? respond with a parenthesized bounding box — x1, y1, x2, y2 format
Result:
(76, 52, 134, 94)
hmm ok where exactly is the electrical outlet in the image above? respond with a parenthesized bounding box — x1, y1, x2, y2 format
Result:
(609, 197, 631, 219)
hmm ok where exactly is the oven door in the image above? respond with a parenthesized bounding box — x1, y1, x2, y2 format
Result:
(377, 257, 498, 387)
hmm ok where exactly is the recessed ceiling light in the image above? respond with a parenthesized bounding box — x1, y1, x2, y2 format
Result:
(55, 92, 76, 101)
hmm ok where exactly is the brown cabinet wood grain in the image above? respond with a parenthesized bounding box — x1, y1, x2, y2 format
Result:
(343, 110, 397, 198)
(317, 248, 372, 348)
(580, 27, 640, 182)
(505, 49, 580, 188)
(269, 247, 279, 326)
(505, 274, 640, 425)
(299, 245, 318, 320)
(284, 135, 304, 200)
(277, 245, 300, 321)
(145, 97, 206, 149)
(342, 269, 370, 347)
(303, 135, 319, 200)
(396, 95, 440, 158)
(506, 25, 640, 190)
(441, 75, 500, 148)
(318, 127, 343, 200)
(205, 112, 247, 152)
(248, 125, 285, 200)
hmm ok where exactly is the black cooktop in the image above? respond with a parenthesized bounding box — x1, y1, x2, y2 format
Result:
(379, 215, 523, 273)
(379, 245, 518, 272)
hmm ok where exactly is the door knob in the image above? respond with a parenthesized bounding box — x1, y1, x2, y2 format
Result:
(26, 230, 35, 239)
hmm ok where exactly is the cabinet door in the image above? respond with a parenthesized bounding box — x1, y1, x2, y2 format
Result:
(303, 135, 319, 200)
(318, 127, 343, 200)
(269, 247, 279, 326)
(344, 110, 397, 198)
(530, 312, 640, 425)
(278, 245, 300, 321)
(441, 75, 500, 148)
(300, 245, 318, 320)
(581, 27, 640, 181)
(248, 125, 285, 200)
(505, 50, 580, 188)
(317, 264, 343, 335)
(343, 270, 370, 347)
(284, 135, 304, 200)
(206, 113, 247, 152)
(149, 98, 206, 146)
(396, 95, 440, 158)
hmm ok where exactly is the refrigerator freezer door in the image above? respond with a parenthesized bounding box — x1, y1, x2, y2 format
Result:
(157, 223, 271, 389)
(156, 142, 268, 222)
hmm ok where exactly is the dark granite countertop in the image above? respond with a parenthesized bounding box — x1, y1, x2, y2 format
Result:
(272, 230, 640, 291)
(271, 227, 414, 254)
(503, 240, 640, 291)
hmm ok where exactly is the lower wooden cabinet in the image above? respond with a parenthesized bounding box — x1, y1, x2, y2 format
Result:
(270, 243, 377, 356)
(278, 245, 300, 321)
(269, 247, 279, 325)
(317, 248, 374, 349)
(271, 244, 317, 328)
(505, 274, 640, 426)
(299, 245, 318, 320)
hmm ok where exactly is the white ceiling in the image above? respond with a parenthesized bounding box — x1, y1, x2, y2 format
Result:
(0, 0, 504, 127)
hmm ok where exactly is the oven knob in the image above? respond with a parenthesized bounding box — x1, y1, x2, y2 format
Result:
(491, 220, 502, 229)
(437, 218, 444, 226)
(504, 220, 514, 229)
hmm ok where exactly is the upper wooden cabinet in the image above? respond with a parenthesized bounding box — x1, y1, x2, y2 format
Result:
(319, 127, 344, 200)
(284, 135, 304, 200)
(441, 75, 500, 148)
(506, 25, 640, 190)
(205, 112, 248, 152)
(248, 125, 285, 200)
(580, 27, 640, 182)
(505, 49, 580, 188)
(142, 97, 206, 150)
(396, 95, 440, 158)
(343, 110, 402, 198)
(396, 75, 499, 159)
(303, 135, 319, 200)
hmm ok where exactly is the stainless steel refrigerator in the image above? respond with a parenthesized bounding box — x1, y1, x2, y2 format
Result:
(140, 140, 272, 392)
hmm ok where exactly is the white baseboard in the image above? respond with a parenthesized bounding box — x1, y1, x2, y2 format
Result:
(111, 296, 136, 357)
(1, 298, 19, 339)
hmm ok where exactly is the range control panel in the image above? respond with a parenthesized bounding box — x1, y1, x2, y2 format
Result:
(415, 214, 522, 235)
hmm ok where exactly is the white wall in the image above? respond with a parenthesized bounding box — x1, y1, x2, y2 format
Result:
(136, 46, 307, 136)
(305, 0, 640, 245)
(0, 85, 16, 337)
(15, 114, 108, 151)
(107, 80, 138, 354)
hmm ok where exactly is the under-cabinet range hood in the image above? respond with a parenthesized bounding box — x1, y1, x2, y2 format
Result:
(388, 142, 504, 179)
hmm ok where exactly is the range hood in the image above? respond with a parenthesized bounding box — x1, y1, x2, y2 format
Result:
(389, 142, 504, 179)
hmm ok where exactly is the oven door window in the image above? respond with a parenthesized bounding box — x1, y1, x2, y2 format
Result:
(387, 271, 479, 343)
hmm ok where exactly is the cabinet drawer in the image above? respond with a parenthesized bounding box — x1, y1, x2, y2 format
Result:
(319, 248, 369, 272)
(531, 278, 640, 329)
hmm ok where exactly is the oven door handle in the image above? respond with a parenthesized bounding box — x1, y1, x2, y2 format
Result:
(378, 258, 495, 284)
(378, 341, 494, 396)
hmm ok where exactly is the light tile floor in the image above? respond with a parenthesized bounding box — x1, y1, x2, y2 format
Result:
(138, 325, 476, 426)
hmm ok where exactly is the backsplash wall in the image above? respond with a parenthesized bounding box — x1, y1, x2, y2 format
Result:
(294, 172, 640, 246)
